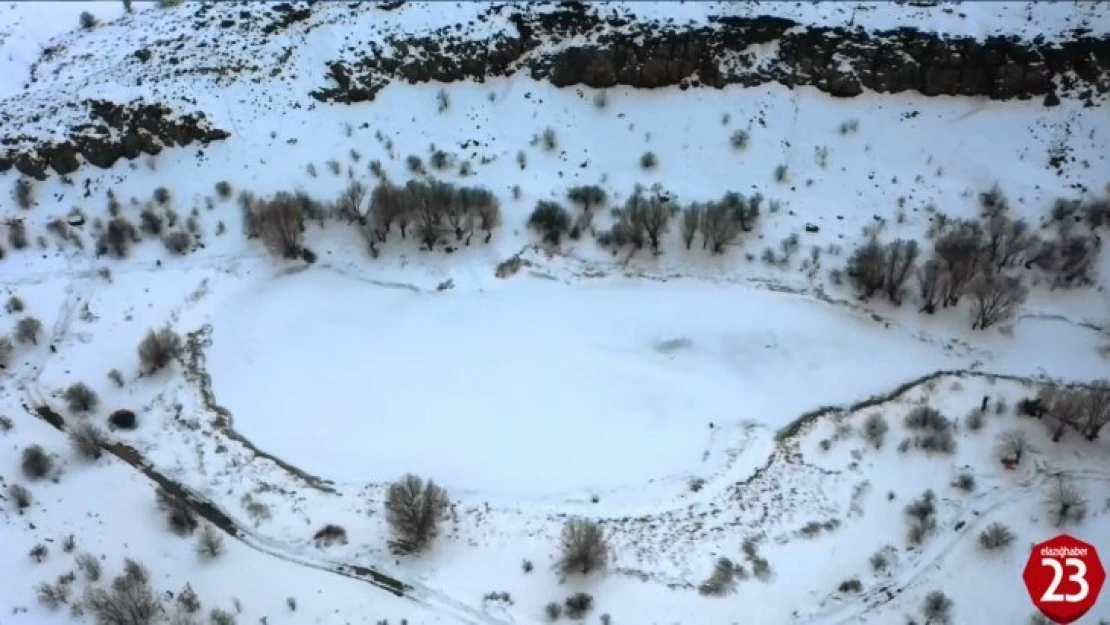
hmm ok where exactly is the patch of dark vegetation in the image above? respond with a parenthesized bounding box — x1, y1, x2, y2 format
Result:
(310, 5, 1109, 106)
(557, 518, 608, 576)
(0, 100, 230, 180)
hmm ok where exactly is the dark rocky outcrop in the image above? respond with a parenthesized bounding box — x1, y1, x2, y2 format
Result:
(0, 100, 229, 180)
(311, 5, 1109, 106)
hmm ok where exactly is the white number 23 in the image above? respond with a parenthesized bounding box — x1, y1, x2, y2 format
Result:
(1040, 557, 1090, 603)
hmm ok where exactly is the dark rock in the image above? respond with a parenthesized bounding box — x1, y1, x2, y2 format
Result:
(109, 409, 138, 430)
(310, 5, 1109, 106)
(805, 223, 819, 233)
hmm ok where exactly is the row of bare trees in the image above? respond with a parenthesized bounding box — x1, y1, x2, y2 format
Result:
(1024, 384, 1110, 442)
(242, 179, 503, 260)
(530, 185, 764, 255)
(845, 192, 1104, 329)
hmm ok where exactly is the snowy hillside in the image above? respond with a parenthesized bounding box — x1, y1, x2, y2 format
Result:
(1, 2, 1109, 625)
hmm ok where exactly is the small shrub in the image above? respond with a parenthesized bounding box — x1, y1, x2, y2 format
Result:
(162, 230, 191, 255)
(156, 487, 198, 535)
(774, 164, 788, 182)
(978, 522, 1015, 550)
(69, 422, 107, 460)
(522, 559, 533, 573)
(64, 382, 99, 413)
(905, 490, 937, 546)
(15, 178, 33, 209)
(922, 590, 953, 624)
(564, 593, 593, 619)
(1044, 479, 1087, 528)
(107, 368, 125, 388)
(951, 472, 975, 492)
(153, 187, 171, 206)
(640, 152, 657, 169)
(698, 557, 738, 596)
(138, 326, 182, 374)
(862, 413, 888, 448)
(6, 295, 24, 312)
(313, 523, 347, 547)
(905, 406, 949, 431)
(558, 518, 608, 575)
(8, 219, 28, 249)
(215, 181, 233, 199)
(436, 88, 450, 113)
(79, 11, 98, 29)
(541, 128, 558, 152)
(15, 316, 42, 345)
(63, 533, 76, 552)
(406, 155, 424, 174)
(966, 409, 984, 432)
(196, 524, 224, 559)
(177, 583, 201, 613)
(22, 444, 53, 479)
(108, 409, 138, 430)
(545, 602, 562, 621)
(730, 130, 749, 150)
(286, 596, 296, 611)
(8, 483, 32, 510)
(0, 335, 12, 367)
(37, 579, 71, 609)
(209, 607, 236, 625)
(30, 543, 48, 562)
(0, 415, 10, 431)
(76, 552, 102, 581)
(838, 578, 862, 593)
(592, 91, 608, 108)
(869, 550, 889, 573)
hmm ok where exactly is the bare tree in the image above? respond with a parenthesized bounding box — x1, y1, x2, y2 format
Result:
(681, 204, 702, 249)
(934, 220, 983, 306)
(719, 191, 760, 232)
(368, 181, 410, 246)
(968, 273, 1028, 330)
(256, 192, 305, 259)
(1078, 382, 1110, 440)
(138, 326, 181, 374)
(566, 186, 607, 214)
(1053, 234, 1100, 288)
(333, 180, 369, 225)
(995, 429, 1030, 465)
(473, 193, 501, 244)
(984, 214, 1033, 269)
(846, 237, 886, 299)
(528, 201, 571, 245)
(83, 559, 162, 625)
(16, 316, 43, 345)
(978, 522, 1015, 550)
(385, 474, 448, 554)
(637, 194, 672, 250)
(917, 259, 946, 314)
(1042, 386, 1083, 442)
(408, 180, 451, 250)
(882, 239, 920, 305)
(1044, 479, 1087, 528)
(699, 200, 744, 254)
(558, 518, 608, 575)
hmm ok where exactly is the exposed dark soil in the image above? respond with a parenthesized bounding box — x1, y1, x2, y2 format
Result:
(0, 100, 229, 180)
(310, 4, 1109, 106)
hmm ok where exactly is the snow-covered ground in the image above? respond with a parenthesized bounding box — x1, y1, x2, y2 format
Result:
(1, 2, 1109, 625)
